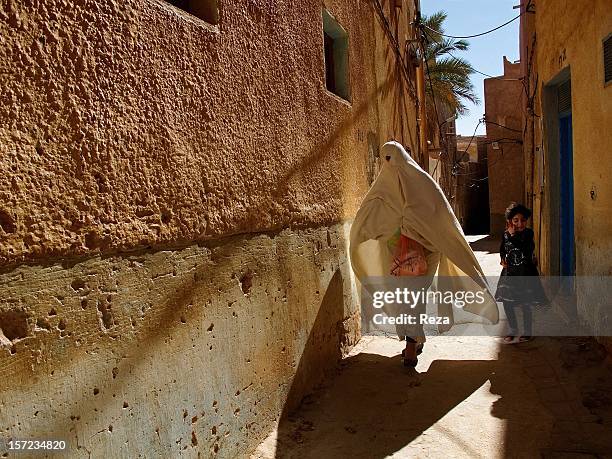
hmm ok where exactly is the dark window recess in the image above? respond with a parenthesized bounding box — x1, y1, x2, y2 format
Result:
(604, 35, 612, 84)
(165, 0, 219, 25)
(322, 9, 350, 101)
(558, 80, 571, 113)
(324, 32, 336, 93)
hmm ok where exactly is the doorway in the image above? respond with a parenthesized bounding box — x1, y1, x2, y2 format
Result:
(557, 79, 575, 278)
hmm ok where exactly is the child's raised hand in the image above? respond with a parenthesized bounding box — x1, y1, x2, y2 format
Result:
(506, 221, 515, 235)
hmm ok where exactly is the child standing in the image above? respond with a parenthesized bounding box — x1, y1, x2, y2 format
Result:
(495, 203, 547, 343)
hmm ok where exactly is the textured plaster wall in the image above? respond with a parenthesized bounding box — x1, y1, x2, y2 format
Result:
(0, 0, 415, 266)
(532, 0, 612, 278)
(484, 60, 524, 235)
(0, 0, 418, 456)
(527, 0, 611, 347)
(0, 224, 359, 457)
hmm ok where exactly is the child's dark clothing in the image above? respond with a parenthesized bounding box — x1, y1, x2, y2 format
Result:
(495, 228, 546, 304)
(495, 228, 547, 337)
(500, 228, 537, 276)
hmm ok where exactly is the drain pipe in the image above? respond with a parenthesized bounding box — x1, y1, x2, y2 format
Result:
(414, 0, 428, 172)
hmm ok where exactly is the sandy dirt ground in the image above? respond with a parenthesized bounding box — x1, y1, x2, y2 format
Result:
(253, 236, 612, 458)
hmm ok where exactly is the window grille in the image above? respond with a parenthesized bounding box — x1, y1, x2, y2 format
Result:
(558, 80, 571, 113)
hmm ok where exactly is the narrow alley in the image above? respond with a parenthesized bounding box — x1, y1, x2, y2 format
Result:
(253, 237, 612, 458)
(1, 0, 610, 457)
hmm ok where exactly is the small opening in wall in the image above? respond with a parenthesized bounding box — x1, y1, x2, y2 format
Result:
(604, 34, 612, 85)
(164, 0, 219, 25)
(322, 9, 351, 101)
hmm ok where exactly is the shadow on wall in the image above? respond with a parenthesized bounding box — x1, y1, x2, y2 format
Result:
(280, 268, 346, 416)
(16, 253, 232, 454)
(2, 228, 352, 457)
(276, 73, 401, 201)
(0, 11, 416, 454)
(274, 3, 418, 221)
(384, 3, 417, 156)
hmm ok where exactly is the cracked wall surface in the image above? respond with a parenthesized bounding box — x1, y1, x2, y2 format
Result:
(0, 0, 418, 456)
(0, 224, 360, 457)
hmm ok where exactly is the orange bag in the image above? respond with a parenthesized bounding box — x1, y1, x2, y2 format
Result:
(389, 232, 428, 276)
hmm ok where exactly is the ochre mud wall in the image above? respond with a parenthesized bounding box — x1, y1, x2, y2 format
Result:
(0, 0, 401, 265)
(528, 0, 611, 350)
(0, 224, 359, 456)
(531, 0, 612, 278)
(0, 0, 418, 456)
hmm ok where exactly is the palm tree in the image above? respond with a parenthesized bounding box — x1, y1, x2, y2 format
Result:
(421, 11, 479, 120)
(418, 12, 478, 201)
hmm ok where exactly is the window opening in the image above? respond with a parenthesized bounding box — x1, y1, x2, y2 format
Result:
(322, 9, 351, 101)
(164, 0, 219, 25)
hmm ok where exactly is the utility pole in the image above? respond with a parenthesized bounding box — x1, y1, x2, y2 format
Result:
(414, 0, 428, 172)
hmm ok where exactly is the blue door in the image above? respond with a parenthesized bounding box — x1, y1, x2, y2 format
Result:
(559, 112, 574, 276)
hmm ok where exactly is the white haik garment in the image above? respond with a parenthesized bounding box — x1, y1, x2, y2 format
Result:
(349, 141, 499, 331)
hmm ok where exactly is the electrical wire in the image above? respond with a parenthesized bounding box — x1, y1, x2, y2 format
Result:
(484, 120, 522, 133)
(420, 26, 524, 173)
(480, 137, 523, 145)
(417, 2, 533, 187)
(422, 3, 531, 40)
(453, 137, 522, 178)
(454, 118, 483, 166)
(428, 38, 532, 100)
(419, 26, 459, 179)
(372, 0, 418, 101)
(423, 48, 445, 178)
(421, 28, 530, 123)
(441, 47, 525, 83)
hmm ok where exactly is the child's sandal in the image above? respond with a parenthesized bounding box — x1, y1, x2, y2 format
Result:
(502, 335, 517, 344)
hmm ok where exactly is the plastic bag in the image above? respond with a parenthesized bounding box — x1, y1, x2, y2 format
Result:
(387, 228, 428, 276)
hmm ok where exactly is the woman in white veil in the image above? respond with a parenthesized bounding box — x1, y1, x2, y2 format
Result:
(349, 141, 499, 366)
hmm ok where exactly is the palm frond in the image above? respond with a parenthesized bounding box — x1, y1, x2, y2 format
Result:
(421, 11, 478, 121)
(423, 11, 447, 36)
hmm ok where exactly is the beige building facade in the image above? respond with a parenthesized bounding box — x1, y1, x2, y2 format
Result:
(520, 1, 612, 347)
(484, 57, 525, 235)
(0, 0, 421, 456)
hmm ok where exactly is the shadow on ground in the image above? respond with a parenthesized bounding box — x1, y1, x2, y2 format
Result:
(275, 353, 496, 458)
(266, 337, 563, 458)
(258, 335, 612, 458)
(253, 236, 612, 458)
(468, 234, 501, 255)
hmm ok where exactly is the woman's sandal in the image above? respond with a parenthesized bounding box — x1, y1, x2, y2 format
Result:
(401, 348, 418, 367)
(518, 336, 533, 343)
(502, 335, 517, 344)
(401, 338, 420, 367)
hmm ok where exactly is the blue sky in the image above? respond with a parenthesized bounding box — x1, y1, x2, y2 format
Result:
(421, 0, 520, 135)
